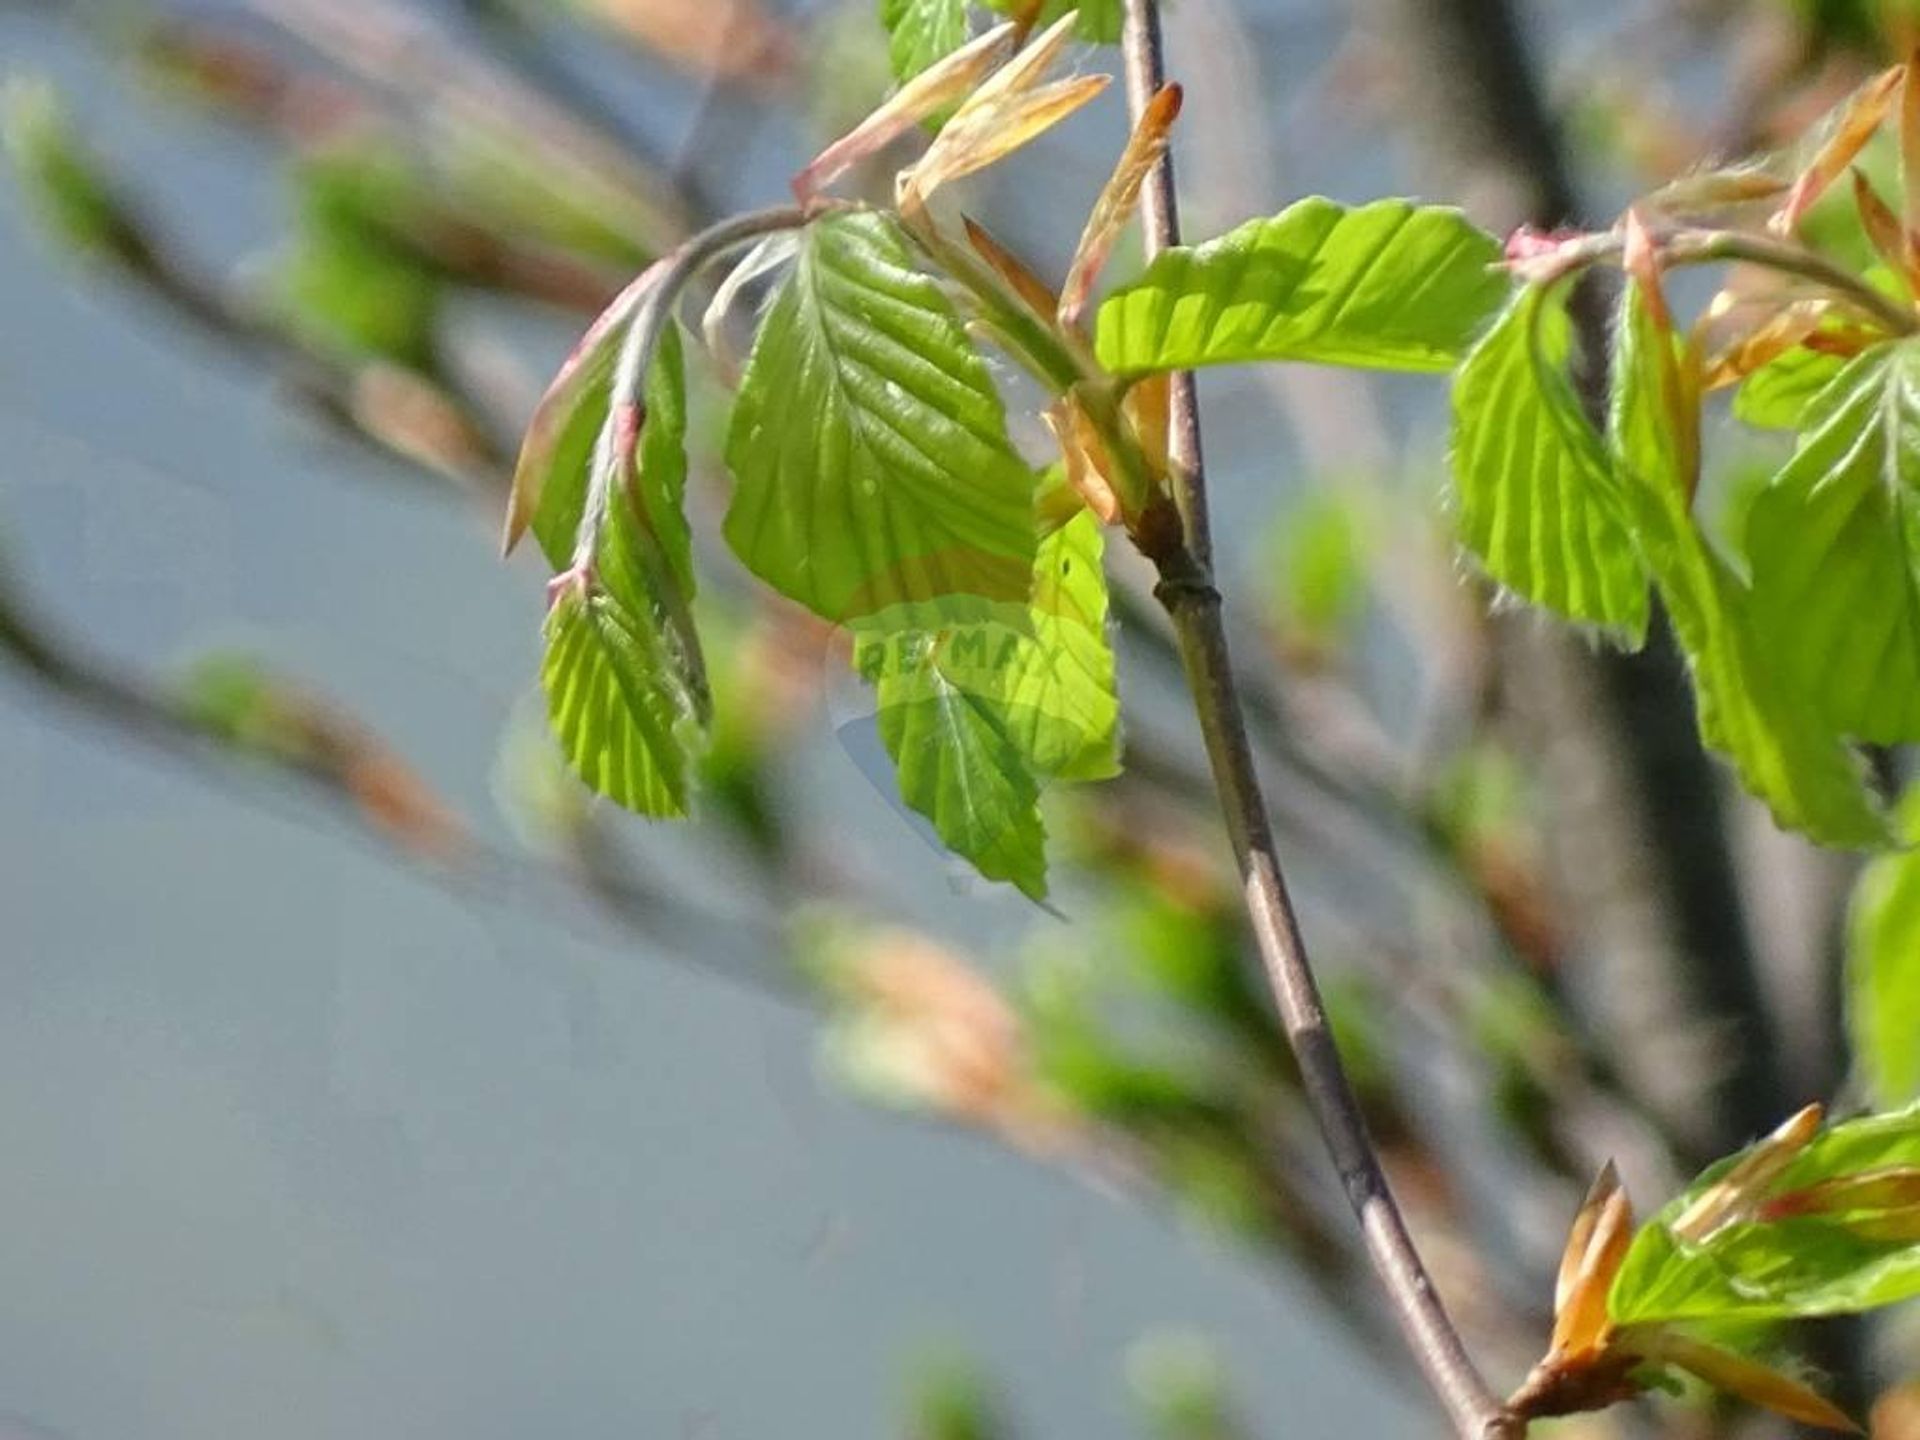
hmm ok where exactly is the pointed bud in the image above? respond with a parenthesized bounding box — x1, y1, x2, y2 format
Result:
(903, 74, 1109, 205)
(1672, 1103, 1823, 1244)
(1059, 82, 1181, 332)
(1550, 1165, 1633, 1360)
(791, 22, 1016, 203)
(1772, 65, 1902, 236)
(1852, 167, 1909, 278)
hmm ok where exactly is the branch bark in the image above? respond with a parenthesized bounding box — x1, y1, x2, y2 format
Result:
(1119, 1, 1510, 1433)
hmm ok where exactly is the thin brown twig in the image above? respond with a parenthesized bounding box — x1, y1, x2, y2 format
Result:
(1117, 0, 1512, 1433)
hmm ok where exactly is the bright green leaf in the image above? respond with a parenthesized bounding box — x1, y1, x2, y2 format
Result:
(1094, 197, 1508, 377)
(1733, 344, 1850, 430)
(724, 210, 1037, 624)
(857, 511, 1121, 898)
(1612, 1106, 1920, 1325)
(1609, 281, 1885, 849)
(1847, 790, 1920, 1108)
(879, 0, 969, 80)
(1450, 285, 1650, 640)
(1745, 342, 1920, 743)
(540, 325, 705, 816)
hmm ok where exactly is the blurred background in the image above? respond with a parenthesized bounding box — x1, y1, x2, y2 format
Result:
(2, 1, 1914, 1437)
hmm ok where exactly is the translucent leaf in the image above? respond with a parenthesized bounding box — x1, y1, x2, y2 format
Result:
(1450, 285, 1650, 641)
(1735, 344, 1852, 429)
(857, 511, 1122, 897)
(540, 326, 705, 816)
(879, 0, 969, 81)
(1847, 790, 1920, 1108)
(1094, 197, 1508, 377)
(724, 210, 1037, 624)
(875, 654, 1049, 897)
(1746, 343, 1920, 742)
(1611, 1106, 1920, 1325)
(1609, 281, 1885, 849)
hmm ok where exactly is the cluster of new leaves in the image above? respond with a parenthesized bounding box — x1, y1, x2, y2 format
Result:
(1517, 1102, 1920, 1430)
(1454, 63, 1920, 847)
(507, 16, 1502, 899)
(503, 22, 1920, 1427)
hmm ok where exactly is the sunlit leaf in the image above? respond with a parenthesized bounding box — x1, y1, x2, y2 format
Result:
(1734, 341, 1854, 429)
(1611, 1106, 1920, 1325)
(1745, 341, 1920, 742)
(879, 0, 970, 81)
(1609, 280, 1885, 848)
(1094, 197, 1508, 376)
(857, 510, 1121, 897)
(1449, 284, 1649, 640)
(724, 210, 1036, 623)
(540, 325, 705, 815)
(506, 268, 654, 557)
(1847, 789, 1920, 1108)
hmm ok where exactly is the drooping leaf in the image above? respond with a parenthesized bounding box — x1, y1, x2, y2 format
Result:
(1611, 1106, 1920, 1325)
(874, 652, 1050, 897)
(1847, 790, 1920, 1108)
(1094, 197, 1508, 377)
(1609, 280, 1885, 848)
(1450, 285, 1650, 640)
(540, 325, 705, 815)
(724, 210, 1037, 623)
(1745, 342, 1920, 742)
(506, 268, 656, 558)
(879, 0, 970, 81)
(857, 510, 1122, 897)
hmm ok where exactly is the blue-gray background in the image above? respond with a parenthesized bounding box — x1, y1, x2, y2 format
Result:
(0, 0, 1569, 1433)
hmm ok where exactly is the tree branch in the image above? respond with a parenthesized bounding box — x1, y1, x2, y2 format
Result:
(1118, 0, 1510, 1433)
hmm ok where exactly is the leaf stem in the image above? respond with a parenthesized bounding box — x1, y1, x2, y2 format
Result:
(1117, 1, 1513, 1435)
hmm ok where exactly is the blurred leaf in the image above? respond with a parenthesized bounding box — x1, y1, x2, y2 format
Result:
(1128, 1333, 1247, 1440)
(1609, 279, 1885, 847)
(540, 325, 706, 815)
(905, 1355, 1011, 1440)
(1450, 285, 1650, 640)
(2, 79, 148, 267)
(283, 145, 444, 368)
(1745, 341, 1920, 742)
(1847, 789, 1920, 1107)
(1095, 198, 1508, 376)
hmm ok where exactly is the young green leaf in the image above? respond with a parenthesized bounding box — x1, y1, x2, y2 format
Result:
(1611, 1106, 1920, 1325)
(1094, 197, 1508, 377)
(858, 510, 1122, 897)
(1609, 280, 1885, 848)
(1847, 791, 1920, 1108)
(1733, 343, 1851, 429)
(879, 0, 969, 81)
(724, 210, 1037, 623)
(540, 325, 706, 816)
(1450, 285, 1650, 641)
(1745, 342, 1920, 742)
